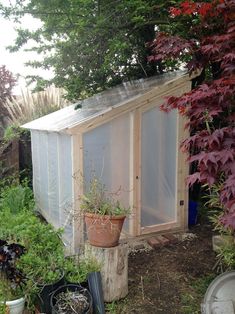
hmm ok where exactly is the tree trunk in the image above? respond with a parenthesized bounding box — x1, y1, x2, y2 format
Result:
(85, 244, 128, 302)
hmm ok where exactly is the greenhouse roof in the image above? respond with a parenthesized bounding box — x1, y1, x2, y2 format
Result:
(23, 70, 188, 133)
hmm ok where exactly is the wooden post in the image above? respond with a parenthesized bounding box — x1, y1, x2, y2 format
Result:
(72, 133, 84, 251)
(85, 244, 128, 302)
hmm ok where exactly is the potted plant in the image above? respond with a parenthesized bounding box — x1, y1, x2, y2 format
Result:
(0, 212, 65, 313)
(50, 284, 92, 314)
(81, 178, 130, 248)
(15, 224, 66, 314)
(0, 210, 66, 313)
(0, 240, 26, 314)
(16, 250, 65, 313)
(0, 277, 25, 314)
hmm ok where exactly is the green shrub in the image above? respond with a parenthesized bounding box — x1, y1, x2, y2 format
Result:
(0, 276, 23, 302)
(3, 125, 26, 143)
(0, 179, 99, 310)
(17, 251, 64, 285)
(0, 303, 6, 314)
(217, 242, 235, 269)
(0, 180, 34, 214)
(64, 255, 101, 284)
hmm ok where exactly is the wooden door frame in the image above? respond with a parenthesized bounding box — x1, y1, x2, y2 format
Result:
(132, 86, 189, 236)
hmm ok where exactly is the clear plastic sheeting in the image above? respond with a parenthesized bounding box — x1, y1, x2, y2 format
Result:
(83, 113, 131, 230)
(141, 107, 177, 227)
(23, 71, 185, 132)
(47, 133, 59, 223)
(57, 134, 73, 243)
(31, 130, 73, 246)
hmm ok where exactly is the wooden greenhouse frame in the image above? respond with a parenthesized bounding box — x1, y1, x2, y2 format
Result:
(23, 71, 196, 252)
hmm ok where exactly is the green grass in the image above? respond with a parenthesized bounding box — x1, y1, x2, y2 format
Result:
(180, 274, 216, 314)
(105, 299, 128, 314)
(106, 301, 119, 314)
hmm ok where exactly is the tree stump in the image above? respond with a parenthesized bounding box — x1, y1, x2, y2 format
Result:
(85, 244, 128, 302)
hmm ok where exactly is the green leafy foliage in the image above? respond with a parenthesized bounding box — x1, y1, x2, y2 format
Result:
(0, 303, 6, 314)
(81, 178, 130, 216)
(0, 208, 64, 284)
(64, 255, 100, 284)
(3, 126, 27, 143)
(0, 0, 175, 100)
(0, 184, 64, 308)
(217, 242, 235, 270)
(0, 274, 24, 302)
(0, 179, 100, 310)
(17, 250, 63, 285)
(0, 182, 34, 215)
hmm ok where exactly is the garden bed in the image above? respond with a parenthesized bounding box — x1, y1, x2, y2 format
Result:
(109, 224, 217, 314)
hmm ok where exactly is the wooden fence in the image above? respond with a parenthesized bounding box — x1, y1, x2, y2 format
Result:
(0, 140, 19, 179)
(0, 135, 32, 181)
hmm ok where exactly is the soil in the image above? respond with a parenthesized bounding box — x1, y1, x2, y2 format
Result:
(113, 223, 218, 314)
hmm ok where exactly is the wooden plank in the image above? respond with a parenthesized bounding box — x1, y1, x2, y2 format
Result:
(0, 139, 19, 178)
(175, 82, 191, 231)
(45, 133, 51, 218)
(141, 221, 180, 235)
(72, 133, 84, 251)
(56, 133, 62, 236)
(85, 244, 128, 302)
(132, 109, 141, 236)
(178, 114, 189, 231)
(128, 112, 135, 236)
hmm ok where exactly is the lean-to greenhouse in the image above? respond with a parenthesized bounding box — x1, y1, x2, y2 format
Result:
(23, 71, 196, 253)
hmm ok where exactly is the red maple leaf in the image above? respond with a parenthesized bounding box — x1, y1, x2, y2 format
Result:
(198, 3, 213, 17)
(169, 7, 182, 17)
(187, 172, 201, 187)
(220, 210, 235, 229)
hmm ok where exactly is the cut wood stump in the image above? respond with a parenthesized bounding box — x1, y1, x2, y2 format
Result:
(85, 243, 128, 302)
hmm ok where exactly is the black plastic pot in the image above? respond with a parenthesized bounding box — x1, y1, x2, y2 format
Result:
(66, 279, 89, 290)
(37, 275, 65, 314)
(88, 272, 105, 314)
(50, 284, 92, 314)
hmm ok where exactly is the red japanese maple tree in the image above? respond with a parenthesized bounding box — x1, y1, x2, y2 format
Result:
(148, 0, 235, 228)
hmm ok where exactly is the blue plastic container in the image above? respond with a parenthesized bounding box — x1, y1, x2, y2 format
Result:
(188, 200, 198, 226)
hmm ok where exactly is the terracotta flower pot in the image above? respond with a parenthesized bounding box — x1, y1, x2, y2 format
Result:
(84, 213, 126, 248)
